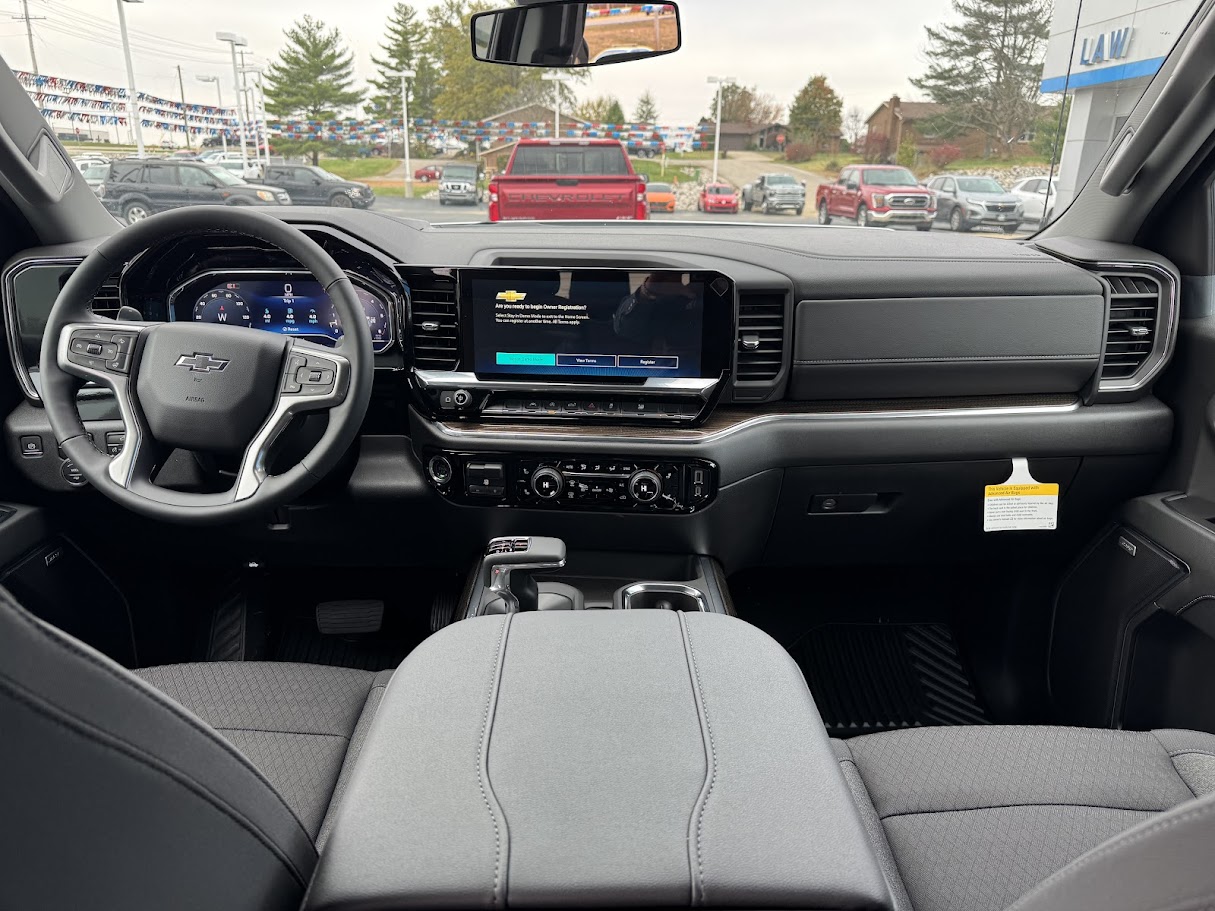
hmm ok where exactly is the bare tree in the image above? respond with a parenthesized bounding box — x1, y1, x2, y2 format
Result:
(843, 105, 866, 148)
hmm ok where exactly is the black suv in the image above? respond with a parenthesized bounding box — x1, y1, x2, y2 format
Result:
(263, 164, 375, 209)
(101, 159, 291, 224)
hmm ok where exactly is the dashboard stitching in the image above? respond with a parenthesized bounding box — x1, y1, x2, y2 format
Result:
(795, 354, 1095, 364)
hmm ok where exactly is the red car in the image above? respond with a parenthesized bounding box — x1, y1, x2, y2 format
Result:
(698, 183, 739, 214)
(414, 165, 443, 182)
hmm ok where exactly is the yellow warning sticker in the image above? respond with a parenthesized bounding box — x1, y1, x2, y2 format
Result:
(983, 459, 1060, 532)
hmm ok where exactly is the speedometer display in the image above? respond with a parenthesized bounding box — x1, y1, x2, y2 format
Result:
(187, 276, 393, 352)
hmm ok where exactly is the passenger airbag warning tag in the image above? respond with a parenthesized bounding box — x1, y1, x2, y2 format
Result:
(983, 458, 1059, 532)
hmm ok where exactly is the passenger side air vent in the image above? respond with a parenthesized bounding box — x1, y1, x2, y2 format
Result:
(89, 274, 122, 319)
(1099, 272, 1164, 383)
(405, 271, 460, 371)
(735, 292, 787, 384)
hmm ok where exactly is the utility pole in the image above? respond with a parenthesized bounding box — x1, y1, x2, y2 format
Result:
(196, 75, 227, 154)
(116, 0, 145, 156)
(14, 0, 44, 75)
(176, 65, 190, 149)
(542, 71, 572, 137)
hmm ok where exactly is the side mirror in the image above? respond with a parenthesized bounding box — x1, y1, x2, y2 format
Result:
(846, 180, 859, 191)
(639, 174, 649, 184)
(471, 0, 681, 68)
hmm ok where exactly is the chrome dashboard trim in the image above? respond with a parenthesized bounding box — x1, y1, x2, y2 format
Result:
(2, 256, 85, 402)
(430, 399, 1083, 445)
(414, 369, 720, 397)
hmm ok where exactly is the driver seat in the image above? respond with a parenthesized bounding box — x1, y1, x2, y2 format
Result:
(0, 584, 389, 911)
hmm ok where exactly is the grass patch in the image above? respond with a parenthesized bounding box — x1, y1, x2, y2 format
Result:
(318, 158, 399, 180)
(782, 152, 863, 175)
(668, 150, 719, 161)
(632, 158, 698, 183)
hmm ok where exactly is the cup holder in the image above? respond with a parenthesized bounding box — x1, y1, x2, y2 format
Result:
(620, 583, 707, 612)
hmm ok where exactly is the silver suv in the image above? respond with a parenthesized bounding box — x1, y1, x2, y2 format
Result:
(927, 174, 1024, 233)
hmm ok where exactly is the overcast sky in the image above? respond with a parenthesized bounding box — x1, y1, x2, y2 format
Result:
(0, 0, 963, 125)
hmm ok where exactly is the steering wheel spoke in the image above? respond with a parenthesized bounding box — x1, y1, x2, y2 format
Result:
(233, 339, 351, 502)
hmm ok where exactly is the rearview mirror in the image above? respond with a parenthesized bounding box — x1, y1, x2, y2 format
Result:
(471, 1, 681, 68)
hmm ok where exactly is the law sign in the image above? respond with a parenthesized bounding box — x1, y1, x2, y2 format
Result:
(1080, 27, 1133, 66)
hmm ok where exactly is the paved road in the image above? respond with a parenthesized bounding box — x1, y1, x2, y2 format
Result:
(370, 194, 1035, 237)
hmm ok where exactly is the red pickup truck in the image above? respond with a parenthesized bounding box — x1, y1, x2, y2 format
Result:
(488, 139, 648, 222)
(815, 164, 935, 230)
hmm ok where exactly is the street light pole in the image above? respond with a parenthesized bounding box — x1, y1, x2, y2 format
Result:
(116, 0, 145, 156)
(397, 69, 415, 198)
(217, 32, 249, 170)
(707, 75, 736, 184)
(542, 71, 572, 138)
(241, 65, 271, 173)
(196, 75, 227, 154)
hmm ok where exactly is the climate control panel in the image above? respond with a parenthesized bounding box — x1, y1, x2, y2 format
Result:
(423, 450, 717, 513)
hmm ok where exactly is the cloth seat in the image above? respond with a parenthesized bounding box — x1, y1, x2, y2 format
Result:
(835, 725, 1215, 911)
(135, 662, 393, 846)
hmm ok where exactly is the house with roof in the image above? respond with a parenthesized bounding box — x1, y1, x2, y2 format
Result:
(864, 95, 1041, 162)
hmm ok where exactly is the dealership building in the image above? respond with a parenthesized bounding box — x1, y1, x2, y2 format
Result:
(1041, 0, 1199, 213)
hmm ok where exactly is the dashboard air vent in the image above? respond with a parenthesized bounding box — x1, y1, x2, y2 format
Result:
(735, 292, 786, 383)
(89, 274, 122, 319)
(407, 272, 460, 371)
(1100, 272, 1163, 382)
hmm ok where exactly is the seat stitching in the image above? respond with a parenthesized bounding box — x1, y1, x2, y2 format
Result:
(213, 726, 352, 740)
(1005, 799, 1215, 911)
(1, 589, 312, 840)
(0, 671, 313, 887)
(1168, 749, 1215, 759)
(878, 800, 1173, 821)
(477, 614, 512, 908)
(680, 614, 717, 908)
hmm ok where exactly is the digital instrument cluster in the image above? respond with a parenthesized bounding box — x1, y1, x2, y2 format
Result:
(172, 272, 394, 353)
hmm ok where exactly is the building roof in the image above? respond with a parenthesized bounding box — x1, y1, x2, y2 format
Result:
(480, 102, 590, 126)
(710, 122, 786, 136)
(867, 99, 947, 123)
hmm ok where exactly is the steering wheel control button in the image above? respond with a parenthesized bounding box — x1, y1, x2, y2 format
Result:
(19, 435, 43, 458)
(61, 460, 86, 487)
(427, 455, 454, 485)
(531, 467, 564, 500)
(104, 431, 126, 456)
(628, 470, 662, 504)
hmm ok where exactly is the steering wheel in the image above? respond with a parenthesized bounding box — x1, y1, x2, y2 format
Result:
(39, 207, 374, 525)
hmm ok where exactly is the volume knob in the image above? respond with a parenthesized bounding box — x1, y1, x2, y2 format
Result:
(531, 467, 564, 500)
(628, 469, 662, 504)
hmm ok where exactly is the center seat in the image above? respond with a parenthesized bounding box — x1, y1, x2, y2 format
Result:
(305, 610, 893, 910)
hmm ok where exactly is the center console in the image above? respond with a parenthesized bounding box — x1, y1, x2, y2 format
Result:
(306, 609, 893, 911)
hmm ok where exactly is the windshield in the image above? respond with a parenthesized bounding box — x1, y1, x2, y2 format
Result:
(205, 166, 245, 186)
(957, 177, 1006, 193)
(708, 186, 732, 195)
(864, 168, 919, 186)
(11, 0, 1199, 234)
(648, 183, 672, 193)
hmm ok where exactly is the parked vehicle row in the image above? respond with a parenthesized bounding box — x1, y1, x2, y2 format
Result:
(91, 157, 375, 224)
(742, 173, 807, 215)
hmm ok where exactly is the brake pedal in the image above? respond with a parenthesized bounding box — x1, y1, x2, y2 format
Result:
(316, 600, 384, 635)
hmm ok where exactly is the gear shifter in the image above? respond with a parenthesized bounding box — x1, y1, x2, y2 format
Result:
(481, 536, 567, 613)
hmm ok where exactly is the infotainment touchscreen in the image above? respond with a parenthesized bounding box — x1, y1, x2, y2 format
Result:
(463, 268, 732, 380)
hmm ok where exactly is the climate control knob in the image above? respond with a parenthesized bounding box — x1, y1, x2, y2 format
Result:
(531, 467, 565, 500)
(628, 469, 662, 504)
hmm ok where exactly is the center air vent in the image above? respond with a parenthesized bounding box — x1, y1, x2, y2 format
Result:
(1099, 271, 1164, 384)
(405, 270, 460, 371)
(89, 274, 122, 319)
(735, 292, 787, 385)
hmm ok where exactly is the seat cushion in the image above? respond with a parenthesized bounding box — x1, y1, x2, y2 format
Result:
(135, 662, 393, 842)
(835, 725, 1215, 911)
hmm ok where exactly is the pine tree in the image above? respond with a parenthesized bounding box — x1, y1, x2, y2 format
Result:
(788, 76, 842, 152)
(911, 0, 1051, 157)
(368, 3, 437, 125)
(634, 90, 659, 124)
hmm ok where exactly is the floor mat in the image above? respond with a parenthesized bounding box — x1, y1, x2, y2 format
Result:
(271, 618, 411, 671)
(790, 622, 988, 738)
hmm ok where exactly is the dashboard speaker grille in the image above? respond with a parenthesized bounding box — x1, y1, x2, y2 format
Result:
(89, 273, 122, 319)
(406, 271, 460, 371)
(735, 292, 786, 384)
(1099, 272, 1162, 382)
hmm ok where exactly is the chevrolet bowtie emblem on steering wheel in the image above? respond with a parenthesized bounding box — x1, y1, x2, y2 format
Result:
(175, 353, 229, 373)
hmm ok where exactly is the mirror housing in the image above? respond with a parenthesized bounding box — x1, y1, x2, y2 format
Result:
(471, 1, 681, 68)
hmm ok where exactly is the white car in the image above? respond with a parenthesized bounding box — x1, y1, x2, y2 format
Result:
(1010, 175, 1057, 223)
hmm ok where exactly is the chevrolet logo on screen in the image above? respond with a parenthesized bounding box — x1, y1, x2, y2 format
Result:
(496, 290, 527, 303)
